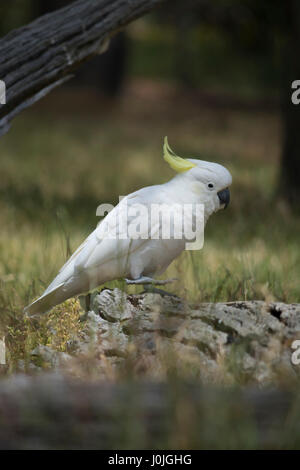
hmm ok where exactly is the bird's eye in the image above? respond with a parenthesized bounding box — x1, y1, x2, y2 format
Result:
(207, 182, 214, 190)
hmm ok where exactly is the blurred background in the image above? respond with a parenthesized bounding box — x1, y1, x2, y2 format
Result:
(0, 0, 300, 368)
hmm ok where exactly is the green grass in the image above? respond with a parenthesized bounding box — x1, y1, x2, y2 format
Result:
(0, 82, 299, 371)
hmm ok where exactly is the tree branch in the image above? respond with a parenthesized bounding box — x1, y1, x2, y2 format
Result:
(0, 0, 165, 136)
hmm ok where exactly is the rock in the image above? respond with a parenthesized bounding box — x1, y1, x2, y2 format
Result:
(26, 289, 300, 384)
(30, 345, 72, 369)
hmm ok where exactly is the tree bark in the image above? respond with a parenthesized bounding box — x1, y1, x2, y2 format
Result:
(0, 0, 165, 136)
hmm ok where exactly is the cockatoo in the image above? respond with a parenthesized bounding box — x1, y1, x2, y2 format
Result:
(24, 138, 232, 315)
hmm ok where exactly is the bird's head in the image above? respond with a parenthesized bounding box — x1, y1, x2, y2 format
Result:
(163, 137, 232, 216)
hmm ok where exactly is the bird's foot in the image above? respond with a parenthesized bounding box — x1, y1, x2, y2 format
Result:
(125, 276, 178, 286)
(125, 277, 179, 297)
(142, 285, 179, 297)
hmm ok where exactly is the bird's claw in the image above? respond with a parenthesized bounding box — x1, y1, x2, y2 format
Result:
(125, 277, 178, 286)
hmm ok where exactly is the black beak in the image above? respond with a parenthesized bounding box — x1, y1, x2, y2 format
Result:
(217, 188, 230, 209)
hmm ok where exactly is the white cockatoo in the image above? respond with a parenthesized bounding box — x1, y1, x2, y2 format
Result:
(24, 138, 232, 315)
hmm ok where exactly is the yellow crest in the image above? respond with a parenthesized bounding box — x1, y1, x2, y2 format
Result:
(163, 136, 196, 173)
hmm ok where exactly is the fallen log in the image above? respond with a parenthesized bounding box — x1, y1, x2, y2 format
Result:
(0, 373, 297, 449)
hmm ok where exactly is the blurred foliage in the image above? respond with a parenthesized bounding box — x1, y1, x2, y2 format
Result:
(129, 22, 280, 98)
(133, 0, 290, 95)
(0, 0, 291, 98)
(0, 0, 35, 35)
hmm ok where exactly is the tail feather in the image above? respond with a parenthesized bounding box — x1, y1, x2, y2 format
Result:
(24, 282, 67, 316)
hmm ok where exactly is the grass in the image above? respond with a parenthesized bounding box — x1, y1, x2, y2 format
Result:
(0, 79, 299, 372)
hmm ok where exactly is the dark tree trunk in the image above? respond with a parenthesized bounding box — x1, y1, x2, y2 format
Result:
(0, 0, 165, 136)
(72, 32, 128, 96)
(280, 0, 300, 206)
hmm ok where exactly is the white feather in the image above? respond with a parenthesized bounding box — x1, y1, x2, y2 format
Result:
(24, 157, 232, 315)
